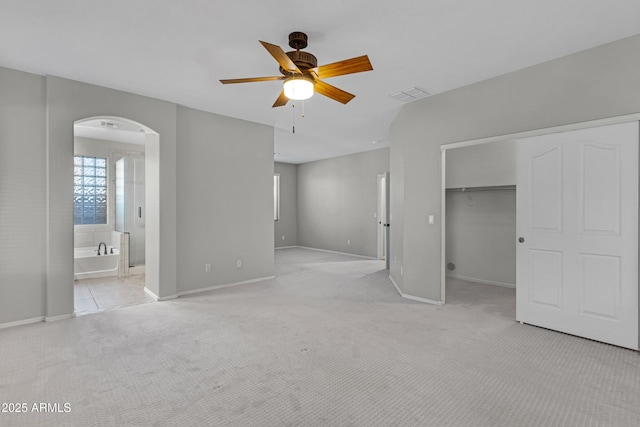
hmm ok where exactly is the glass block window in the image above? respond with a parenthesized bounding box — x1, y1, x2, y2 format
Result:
(74, 156, 108, 225)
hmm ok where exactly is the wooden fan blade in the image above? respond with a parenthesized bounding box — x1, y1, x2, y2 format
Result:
(272, 90, 289, 108)
(313, 55, 373, 79)
(220, 76, 284, 84)
(314, 79, 356, 104)
(259, 41, 301, 74)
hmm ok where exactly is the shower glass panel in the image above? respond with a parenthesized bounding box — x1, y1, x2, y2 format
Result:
(115, 156, 145, 267)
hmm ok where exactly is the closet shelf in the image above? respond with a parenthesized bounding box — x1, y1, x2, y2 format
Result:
(446, 185, 516, 192)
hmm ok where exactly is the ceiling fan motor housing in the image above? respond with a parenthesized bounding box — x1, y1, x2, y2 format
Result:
(288, 31, 308, 49)
(279, 50, 318, 75)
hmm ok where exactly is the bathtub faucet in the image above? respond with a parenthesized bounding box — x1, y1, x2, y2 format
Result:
(97, 242, 107, 256)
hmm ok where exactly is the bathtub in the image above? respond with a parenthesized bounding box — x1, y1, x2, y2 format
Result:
(74, 247, 120, 280)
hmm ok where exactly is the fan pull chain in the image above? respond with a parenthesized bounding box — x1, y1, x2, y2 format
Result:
(301, 100, 305, 118)
(292, 103, 295, 134)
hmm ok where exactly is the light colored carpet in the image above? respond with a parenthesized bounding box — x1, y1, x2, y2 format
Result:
(1, 248, 639, 426)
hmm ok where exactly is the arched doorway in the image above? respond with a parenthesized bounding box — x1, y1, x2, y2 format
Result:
(72, 116, 160, 315)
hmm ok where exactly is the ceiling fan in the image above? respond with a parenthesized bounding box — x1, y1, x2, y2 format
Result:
(220, 32, 373, 107)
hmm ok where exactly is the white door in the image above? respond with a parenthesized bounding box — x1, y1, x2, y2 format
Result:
(377, 174, 386, 260)
(516, 121, 638, 349)
(384, 172, 391, 270)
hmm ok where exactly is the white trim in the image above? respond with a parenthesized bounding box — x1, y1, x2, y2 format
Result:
(389, 274, 403, 296)
(45, 313, 73, 323)
(440, 113, 640, 151)
(0, 316, 44, 330)
(389, 275, 443, 306)
(177, 276, 275, 297)
(275, 246, 297, 250)
(144, 287, 160, 301)
(439, 113, 640, 307)
(296, 246, 378, 260)
(446, 274, 516, 289)
(143, 287, 178, 301)
(401, 293, 443, 306)
(440, 149, 447, 305)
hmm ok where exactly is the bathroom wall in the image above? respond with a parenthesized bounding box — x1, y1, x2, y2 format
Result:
(73, 136, 145, 249)
(274, 162, 298, 248)
(297, 147, 390, 258)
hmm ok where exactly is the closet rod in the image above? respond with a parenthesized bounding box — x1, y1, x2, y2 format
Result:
(446, 185, 516, 193)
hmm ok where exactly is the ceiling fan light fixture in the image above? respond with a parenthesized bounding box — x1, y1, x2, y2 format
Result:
(283, 76, 314, 100)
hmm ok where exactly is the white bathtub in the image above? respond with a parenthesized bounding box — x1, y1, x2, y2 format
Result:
(74, 247, 120, 280)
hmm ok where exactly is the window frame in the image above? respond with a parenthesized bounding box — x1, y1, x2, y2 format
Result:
(73, 155, 109, 226)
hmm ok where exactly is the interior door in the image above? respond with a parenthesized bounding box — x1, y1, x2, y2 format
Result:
(516, 121, 638, 349)
(377, 174, 386, 260)
(384, 172, 391, 270)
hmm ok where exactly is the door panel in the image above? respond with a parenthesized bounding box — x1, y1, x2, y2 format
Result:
(579, 253, 620, 319)
(581, 143, 620, 234)
(529, 249, 563, 308)
(531, 147, 563, 232)
(517, 121, 638, 349)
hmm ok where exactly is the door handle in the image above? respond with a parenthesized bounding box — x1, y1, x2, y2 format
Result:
(518, 237, 525, 243)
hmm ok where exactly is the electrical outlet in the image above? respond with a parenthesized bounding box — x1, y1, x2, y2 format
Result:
(205, 264, 211, 272)
(282, 235, 285, 240)
(236, 259, 242, 268)
(428, 215, 435, 225)
(347, 239, 350, 245)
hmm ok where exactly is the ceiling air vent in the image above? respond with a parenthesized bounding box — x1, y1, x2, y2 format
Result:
(100, 121, 119, 129)
(389, 87, 430, 103)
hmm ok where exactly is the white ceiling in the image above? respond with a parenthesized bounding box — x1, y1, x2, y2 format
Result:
(2, 0, 640, 163)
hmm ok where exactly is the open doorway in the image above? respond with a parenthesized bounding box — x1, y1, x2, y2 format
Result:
(377, 172, 390, 269)
(442, 141, 517, 318)
(73, 117, 158, 315)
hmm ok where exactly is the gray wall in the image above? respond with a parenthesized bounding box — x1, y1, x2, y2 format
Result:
(297, 148, 390, 258)
(0, 67, 275, 326)
(445, 190, 516, 286)
(0, 67, 46, 324)
(391, 34, 640, 302)
(445, 140, 516, 189)
(274, 162, 298, 248)
(176, 106, 274, 292)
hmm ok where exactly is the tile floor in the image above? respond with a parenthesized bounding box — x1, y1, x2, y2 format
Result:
(74, 274, 155, 316)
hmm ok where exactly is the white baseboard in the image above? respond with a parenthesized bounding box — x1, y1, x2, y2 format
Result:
(177, 275, 275, 297)
(389, 274, 403, 296)
(296, 246, 378, 260)
(447, 274, 516, 289)
(389, 275, 443, 306)
(45, 313, 74, 323)
(143, 287, 178, 301)
(275, 246, 297, 250)
(144, 287, 159, 300)
(0, 316, 44, 330)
